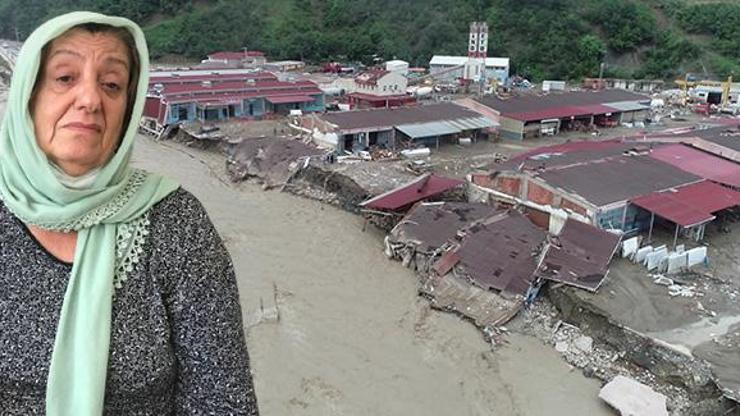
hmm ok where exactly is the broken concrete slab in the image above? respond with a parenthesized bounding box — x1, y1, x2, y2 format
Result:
(686, 246, 708, 268)
(622, 236, 639, 259)
(634, 245, 653, 264)
(666, 252, 688, 274)
(647, 246, 668, 271)
(598, 375, 669, 416)
(574, 335, 593, 353)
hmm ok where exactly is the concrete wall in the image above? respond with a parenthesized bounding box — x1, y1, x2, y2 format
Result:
(527, 181, 556, 206)
(561, 198, 588, 216)
(496, 176, 522, 196)
(595, 204, 631, 230)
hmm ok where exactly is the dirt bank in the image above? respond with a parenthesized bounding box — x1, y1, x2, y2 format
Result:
(130, 136, 614, 416)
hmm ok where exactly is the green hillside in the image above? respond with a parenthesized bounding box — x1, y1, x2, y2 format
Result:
(0, 0, 737, 81)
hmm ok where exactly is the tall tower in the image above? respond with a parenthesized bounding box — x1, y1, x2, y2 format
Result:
(464, 22, 488, 82)
(468, 22, 488, 58)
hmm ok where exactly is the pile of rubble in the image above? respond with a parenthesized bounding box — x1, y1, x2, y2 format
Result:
(511, 298, 710, 415)
(289, 160, 418, 211)
(225, 137, 328, 189)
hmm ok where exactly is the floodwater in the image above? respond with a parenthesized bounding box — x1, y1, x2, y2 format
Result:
(130, 137, 613, 416)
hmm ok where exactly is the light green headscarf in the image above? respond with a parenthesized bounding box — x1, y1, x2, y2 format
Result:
(0, 12, 179, 415)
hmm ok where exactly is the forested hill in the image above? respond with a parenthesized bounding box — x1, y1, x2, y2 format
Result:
(0, 0, 738, 81)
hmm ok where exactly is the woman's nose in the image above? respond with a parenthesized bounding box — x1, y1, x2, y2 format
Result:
(74, 77, 102, 113)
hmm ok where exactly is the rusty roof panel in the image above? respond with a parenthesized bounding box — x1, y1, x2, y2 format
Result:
(538, 219, 621, 291)
(453, 210, 547, 296)
(537, 155, 701, 206)
(321, 102, 482, 131)
(389, 202, 501, 253)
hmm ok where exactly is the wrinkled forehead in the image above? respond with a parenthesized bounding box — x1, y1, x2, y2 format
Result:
(43, 28, 131, 72)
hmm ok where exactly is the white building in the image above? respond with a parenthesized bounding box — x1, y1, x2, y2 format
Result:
(385, 60, 409, 76)
(429, 55, 510, 84)
(201, 51, 267, 68)
(351, 70, 408, 96)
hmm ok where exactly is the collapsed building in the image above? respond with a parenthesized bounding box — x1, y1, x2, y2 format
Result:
(385, 202, 620, 329)
(225, 137, 328, 188)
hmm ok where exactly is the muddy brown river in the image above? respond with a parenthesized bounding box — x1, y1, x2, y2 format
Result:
(130, 137, 613, 415)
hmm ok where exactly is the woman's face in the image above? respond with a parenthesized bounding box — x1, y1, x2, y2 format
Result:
(31, 29, 130, 177)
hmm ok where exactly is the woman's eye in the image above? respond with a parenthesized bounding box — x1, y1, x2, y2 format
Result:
(55, 75, 73, 84)
(103, 82, 121, 92)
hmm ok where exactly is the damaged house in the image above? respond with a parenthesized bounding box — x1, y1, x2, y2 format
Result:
(385, 202, 621, 329)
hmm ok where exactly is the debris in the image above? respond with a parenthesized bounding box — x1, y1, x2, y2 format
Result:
(599, 375, 669, 416)
(400, 148, 431, 159)
(574, 335, 593, 353)
(668, 285, 697, 298)
(686, 246, 708, 268)
(666, 252, 688, 274)
(634, 245, 653, 264)
(653, 275, 674, 286)
(555, 341, 569, 353)
(622, 236, 639, 258)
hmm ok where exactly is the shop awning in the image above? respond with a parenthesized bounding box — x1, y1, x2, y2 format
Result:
(265, 95, 315, 104)
(396, 121, 461, 138)
(631, 180, 740, 227)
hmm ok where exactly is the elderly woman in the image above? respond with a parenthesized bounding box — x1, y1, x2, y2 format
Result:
(0, 12, 259, 415)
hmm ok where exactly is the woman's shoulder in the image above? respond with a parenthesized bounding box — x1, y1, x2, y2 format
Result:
(146, 186, 223, 246)
(148, 187, 210, 227)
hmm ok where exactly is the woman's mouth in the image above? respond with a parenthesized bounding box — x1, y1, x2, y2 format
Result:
(64, 122, 102, 133)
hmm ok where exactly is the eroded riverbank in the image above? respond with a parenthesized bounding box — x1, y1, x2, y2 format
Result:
(131, 136, 614, 415)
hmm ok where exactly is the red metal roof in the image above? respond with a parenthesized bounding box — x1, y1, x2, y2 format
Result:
(348, 92, 416, 102)
(265, 95, 315, 104)
(648, 144, 740, 187)
(165, 89, 323, 105)
(507, 139, 625, 163)
(504, 104, 618, 122)
(150, 72, 277, 85)
(359, 174, 464, 211)
(160, 80, 318, 96)
(631, 181, 740, 227)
